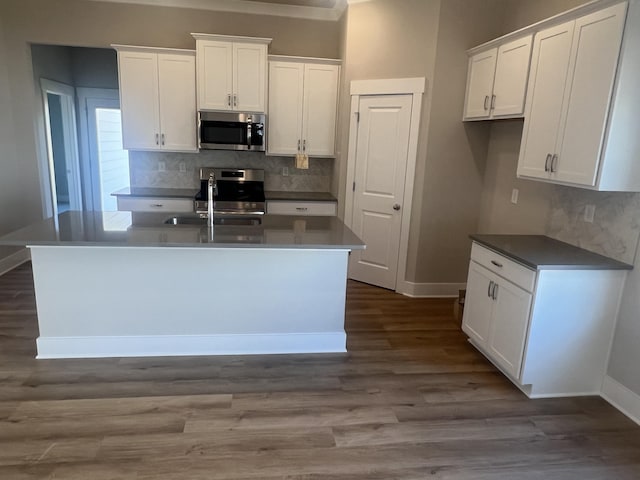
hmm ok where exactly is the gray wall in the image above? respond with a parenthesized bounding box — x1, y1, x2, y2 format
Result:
(0, 17, 26, 260)
(477, 0, 640, 397)
(335, 0, 506, 286)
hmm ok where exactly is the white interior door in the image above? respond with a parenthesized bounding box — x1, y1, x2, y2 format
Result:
(348, 94, 412, 290)
(40, 79, 83, 215)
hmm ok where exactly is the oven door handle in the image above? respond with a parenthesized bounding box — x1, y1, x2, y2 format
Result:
(214, 210, 265, 216)
(247, 121, 252, 149)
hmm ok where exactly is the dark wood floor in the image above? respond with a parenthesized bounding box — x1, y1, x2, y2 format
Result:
(1, 263, 639, 479)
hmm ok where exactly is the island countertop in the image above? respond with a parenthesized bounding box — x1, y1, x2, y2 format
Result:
(0, 211, 365, 250)
(470, 234, 632, 270)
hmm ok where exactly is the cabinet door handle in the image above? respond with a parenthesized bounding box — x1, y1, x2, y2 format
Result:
(233, 95, 237, 107)
(551, 154, 558, 173)
(490, 94, 496, 110)
(492, 283, 499, 300)
(484, 95, 489, 111)
(303, 139, 306, 152)
(544, 154, 552, 172)
(155, 133, 159, 145)
(161, 133, 165, 146)
(227, 94, 231, 107)
(490, 260, 503, 268)
(487, 280, 494, 298)
(298, 139, 301, 152)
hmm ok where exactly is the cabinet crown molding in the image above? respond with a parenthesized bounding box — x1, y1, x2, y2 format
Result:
(191, 33, 272, 44)
(467, 0, 627, 55)
(268, 55, 341, 65)
(111, 44, 195, 54)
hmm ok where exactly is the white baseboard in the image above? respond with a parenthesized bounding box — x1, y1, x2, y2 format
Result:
(399, 281, 466, 298)
(36, 332, 347, 359)
(601, 375, 640, 426)
(0, 248, 30, 277)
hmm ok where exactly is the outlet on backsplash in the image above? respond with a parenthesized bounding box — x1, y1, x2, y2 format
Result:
(179, 162, 186, 173)
(584, 204, 595, 223)
(158, 161, 166, 172)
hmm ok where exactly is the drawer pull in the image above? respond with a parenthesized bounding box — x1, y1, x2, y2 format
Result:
(150, 204, 164, 208)
(487, 280, 494, 298)
(296, 207, 308, 211)
(491, 260, 503, 268)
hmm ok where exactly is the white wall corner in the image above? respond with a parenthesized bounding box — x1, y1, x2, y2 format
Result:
(398, 281, 466, 298)
(0, 248, 30, 277)
(601, 375, 640, 426)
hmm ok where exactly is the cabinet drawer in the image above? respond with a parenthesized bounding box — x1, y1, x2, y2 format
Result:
(117, 197, 194, 213)
(267, 200, 337, 216)
(471, 243, 536, 292)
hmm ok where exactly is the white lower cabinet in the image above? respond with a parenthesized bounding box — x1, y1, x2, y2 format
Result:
(267, 200, 337, 216)
(463, 242, 626, 398)
(116, 196, 194, 213)
(463, 257, 532, 379)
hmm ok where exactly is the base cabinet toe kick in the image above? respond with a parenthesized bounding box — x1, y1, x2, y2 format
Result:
(462, 241, 628, 398)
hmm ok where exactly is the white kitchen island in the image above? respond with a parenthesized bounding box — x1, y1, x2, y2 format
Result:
(0, 211, 364, 359)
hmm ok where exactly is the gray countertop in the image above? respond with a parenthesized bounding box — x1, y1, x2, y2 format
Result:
(265, 191, 337, 202)
(111, 187, 199, 198)
(470, 234, 632, 270)
(0, 211, 365, 250)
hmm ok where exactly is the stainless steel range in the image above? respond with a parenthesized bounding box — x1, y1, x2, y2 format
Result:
(195, 168, 265, 222)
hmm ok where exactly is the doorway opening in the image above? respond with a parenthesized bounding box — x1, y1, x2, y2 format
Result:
(41, 79, 83, 216)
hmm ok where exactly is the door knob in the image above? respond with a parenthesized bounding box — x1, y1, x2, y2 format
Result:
(393, 204, 401, 211)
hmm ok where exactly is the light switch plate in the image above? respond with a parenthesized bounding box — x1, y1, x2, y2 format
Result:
(511, 188, 519, 204)
(179, 162, 186, 173)
(282, 167, 289, 177)
(584, 204, 596, 223)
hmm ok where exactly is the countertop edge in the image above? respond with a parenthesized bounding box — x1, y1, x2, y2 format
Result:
(470, 234, 633, 271)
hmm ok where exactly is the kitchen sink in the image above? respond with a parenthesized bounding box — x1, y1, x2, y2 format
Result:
(164, 216, 262, 226)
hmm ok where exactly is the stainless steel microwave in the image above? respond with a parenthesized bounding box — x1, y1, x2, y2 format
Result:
(198, 112, 266, 151)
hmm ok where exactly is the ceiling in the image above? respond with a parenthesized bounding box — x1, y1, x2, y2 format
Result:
(86, 0, 356, 20)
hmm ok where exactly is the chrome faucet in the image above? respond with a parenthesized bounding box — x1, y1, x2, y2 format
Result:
(207, 172, 217, 227)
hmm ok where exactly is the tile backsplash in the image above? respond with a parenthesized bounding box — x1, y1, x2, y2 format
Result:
(546, 186, 640, 265)
(129, 151, 333, 192)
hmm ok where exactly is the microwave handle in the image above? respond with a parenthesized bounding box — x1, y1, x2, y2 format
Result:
(247, 121, 252, 148)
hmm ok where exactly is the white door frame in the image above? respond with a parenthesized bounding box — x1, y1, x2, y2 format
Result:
(76, 87, 121, 211)
(39, 78, 82, 216)
(344, 77, 425, 294)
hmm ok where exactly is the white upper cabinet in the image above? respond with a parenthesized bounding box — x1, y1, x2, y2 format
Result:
(115, 46, 197, 152)
(192, 34, 271, 113)
(268, 57, 340, 157)
(518, 1, 640, 191)
(463, 35, 532, 121)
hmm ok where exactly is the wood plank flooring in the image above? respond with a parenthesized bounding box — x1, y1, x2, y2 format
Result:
(1, 262, 639, 479)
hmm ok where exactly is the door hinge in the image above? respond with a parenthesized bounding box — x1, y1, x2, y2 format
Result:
(352, 181, 356, 192)
(355, 112, 360, 123)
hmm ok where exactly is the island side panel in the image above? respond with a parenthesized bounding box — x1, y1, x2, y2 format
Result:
(29, 246, 349, 358)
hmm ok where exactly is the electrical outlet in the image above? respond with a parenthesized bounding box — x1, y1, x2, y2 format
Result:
(584, 204, 596, 223)
(511, 188, 519, 204)
(282, 167, 289, 177)
(179, 162, 186, 173)
(158, 161, 166, 172)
